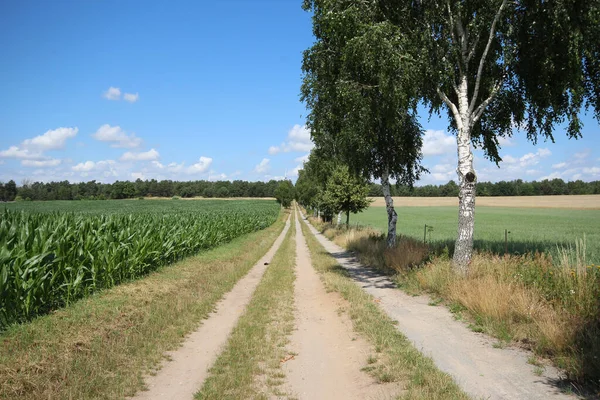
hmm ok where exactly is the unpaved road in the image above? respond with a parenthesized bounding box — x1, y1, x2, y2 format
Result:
(299, 211, 577, 400)
(283, 209, 401, 400)
(132, 216, 291, 400)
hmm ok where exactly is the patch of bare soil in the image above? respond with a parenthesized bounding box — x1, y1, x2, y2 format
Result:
(300, 213, 579, 400)
(282, 210, 401, 400)
(131, 216, 291, 400)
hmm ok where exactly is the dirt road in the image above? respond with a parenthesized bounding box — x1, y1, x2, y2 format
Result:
(283, 209, 401, 399)
(132, 216, 291, 400)
(299, 211, 577, 400)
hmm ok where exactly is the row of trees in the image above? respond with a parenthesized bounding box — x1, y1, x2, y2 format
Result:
(368, 179, 600, 197)
(295, 150, 371, 225)
(0, 181, 18, 202)
(300, 0, 600, 271)
(3, 179, 287, 201)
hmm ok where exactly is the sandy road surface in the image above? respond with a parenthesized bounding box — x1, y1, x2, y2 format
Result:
(131, 215, 291, 400)
(299, 211, 578, 400)
(283, 209, 400, 400)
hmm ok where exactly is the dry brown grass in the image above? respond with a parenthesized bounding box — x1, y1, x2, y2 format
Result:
(313, 220, 429, 273)
(368, 195, 600, 209)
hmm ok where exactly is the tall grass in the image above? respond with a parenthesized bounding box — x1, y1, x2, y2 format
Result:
(0, 203, 279, 327)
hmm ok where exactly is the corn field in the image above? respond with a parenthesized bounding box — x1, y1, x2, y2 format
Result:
(0, 200, 280, 327)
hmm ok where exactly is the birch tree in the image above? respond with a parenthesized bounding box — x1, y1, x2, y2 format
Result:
(302, 0, 425, 247)
(381, 0, 600, 271)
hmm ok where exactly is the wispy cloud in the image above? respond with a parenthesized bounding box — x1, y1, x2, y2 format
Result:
(120, 148, 160, 162)
(254, 158, 270, 173)
(103, 86, 121, 101)
(123, 92, 139, 103)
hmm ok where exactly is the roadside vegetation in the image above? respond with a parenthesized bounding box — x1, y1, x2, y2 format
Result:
(0, 212, 286, 400)
(0, 200, 279, 327)
(299, 214, 469, 400)
(306, 214, 600, 389)
(196, 214, 296, 399)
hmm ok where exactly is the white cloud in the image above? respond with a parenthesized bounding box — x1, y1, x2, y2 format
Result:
(268, 146, 280, 155)
(429, 163, 455, 182)
(0, 127, 77, 168)
(582, 167, 600, 176)
(187, 156, 213, 174)
(503, 148, 552, 168)
(552, 162, 567, 169)
(72, 160, 116, 173)
(254, 158, 270, 173)
(574, 149, 590, 160)
(0, 146, 43, 160)
(537, 148, 551, 157)
(208, 172, 228, 181)
(21, 159, 62, 167)
(422, 130, 455, 156)
(92, 124, 142, 148)
(167, 162, 185, 173)
(120, 148, 160, 162)
(22, 127, 78, 151)
(103, 87, 121, 100)
(152, 161, 164, 169)
(72, 161, 96, 172)
(268, 125, 314, 155)
(124, 92, 139, 103)
(131, 172, 145, 180)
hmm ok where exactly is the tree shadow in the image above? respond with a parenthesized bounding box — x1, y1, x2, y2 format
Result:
(326, 250, 400, 290)
(426, 238, 594, 261)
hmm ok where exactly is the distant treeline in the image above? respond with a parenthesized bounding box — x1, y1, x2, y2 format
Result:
(369, 179, 600, 197)
(2, 177, 599, 202)
(0, 179, 286, 202)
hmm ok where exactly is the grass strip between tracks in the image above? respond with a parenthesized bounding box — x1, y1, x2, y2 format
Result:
(299, 215, 470, 400)
(196, 212, 296, 399)
(0, 210, 288, 400)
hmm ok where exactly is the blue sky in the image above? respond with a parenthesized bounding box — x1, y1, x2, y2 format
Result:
(1, 0, 598, 186)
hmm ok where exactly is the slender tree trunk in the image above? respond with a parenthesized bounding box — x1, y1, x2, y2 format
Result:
(336, 211, 342, 225)
(381, 169, 398, 248)
(346, 209, 350, 226)
(452, 75, 476, 273)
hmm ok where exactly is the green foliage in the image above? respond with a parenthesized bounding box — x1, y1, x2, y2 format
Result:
(324, 165, 371, 224)
(12, 179, 286, 201)
(274, 180, 295, 208)
(0, 200, 280, 328)
(301, 0, 425, 185)
(378, 0, 600, 162)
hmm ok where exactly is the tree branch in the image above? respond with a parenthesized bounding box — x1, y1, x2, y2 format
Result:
(468, 0, 507, 116)
(472, 80, 502, 124)
(446, 0, 463, 75)
(466, 32, 480, 64)
(437, 88, 462, 128)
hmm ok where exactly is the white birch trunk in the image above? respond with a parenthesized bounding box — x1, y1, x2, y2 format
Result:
(437, 0, 505, 273)
(381, 169, 398, 248)
(452, 75, 476, 273)
(336, 211, 342, 225)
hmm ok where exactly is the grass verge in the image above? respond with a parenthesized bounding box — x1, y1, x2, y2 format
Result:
(0, 211, 288, 400)
(196, 212, 296, 399)
(299, 215, 469, 400)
